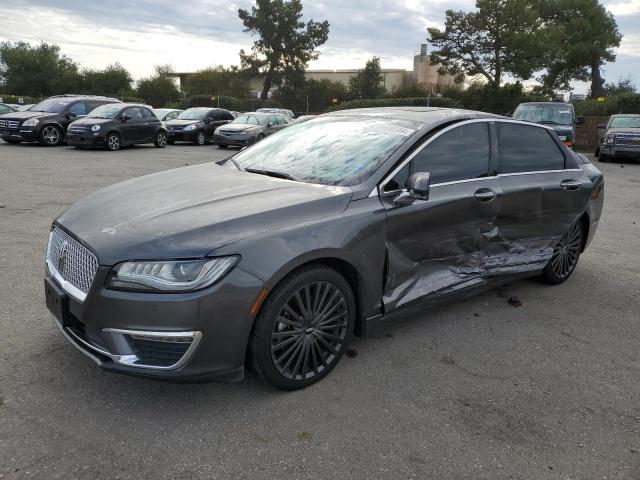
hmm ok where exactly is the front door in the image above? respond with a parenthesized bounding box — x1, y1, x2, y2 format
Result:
(122, 107, 145, 142)
(380, 121, 501, 311)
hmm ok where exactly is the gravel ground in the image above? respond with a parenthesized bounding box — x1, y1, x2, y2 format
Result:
(0, 141, 638, 480)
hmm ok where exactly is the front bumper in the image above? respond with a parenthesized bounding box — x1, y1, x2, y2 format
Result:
(167, 130, 197, 142)
(214, 133, 253, 146)
(0, 127, 38, 142)
(601, 144, 640, 157)
(44, 260, 265, 382)
(67, 132, 106, 147)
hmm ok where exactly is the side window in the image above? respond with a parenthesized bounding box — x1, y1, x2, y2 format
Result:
(269, 115, 279, 125)
(142, 108, 156, 119)
(68, 102, 87, 116)
(497, 123, 565, 173)
(124, 107, 143, 119)
(410, 122, 491, 184)
(208, 111, 218, 121)
(277, 115, 288, 125)
(224, 111, 234, 121)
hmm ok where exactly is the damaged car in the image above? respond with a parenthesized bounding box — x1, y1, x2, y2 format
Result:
(44, 108, 604, 390)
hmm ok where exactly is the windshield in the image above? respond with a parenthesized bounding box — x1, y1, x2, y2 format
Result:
(609, 116, 640, 128)
(153, 109, 171, 116)
(513, 104, 574, 126)
(29, 98, 72, 113)
(177, 109, 207, 120)
(232, 116, 417, 186)
(231, 115, 267, 126)
(87, 104, 123, 119)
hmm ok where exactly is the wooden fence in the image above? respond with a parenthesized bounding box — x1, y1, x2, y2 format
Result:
(575, 115, 608, 151)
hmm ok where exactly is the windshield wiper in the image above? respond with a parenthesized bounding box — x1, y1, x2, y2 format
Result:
(245, 167, 301, 182)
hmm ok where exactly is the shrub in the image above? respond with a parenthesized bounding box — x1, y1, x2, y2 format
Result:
(573, 93, 640, 116)
(333, 96, 460, 111)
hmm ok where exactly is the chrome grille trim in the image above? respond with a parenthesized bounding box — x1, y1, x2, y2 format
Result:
(46, 227, 98, 302)
(0, 119, 19, 129)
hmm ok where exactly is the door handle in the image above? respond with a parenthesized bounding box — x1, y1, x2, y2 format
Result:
(560, 180, 582, 191)
(474, 189, 496, 202)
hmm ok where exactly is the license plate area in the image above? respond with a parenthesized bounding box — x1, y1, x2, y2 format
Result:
(44, 277, 69, 322)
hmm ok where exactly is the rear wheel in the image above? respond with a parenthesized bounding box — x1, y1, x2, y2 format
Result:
(154, 131, 167, 148)
(39, 125, 63, 146)
(105, 133, 121, 151)
(541, 222, 583, 284)
(250, 265, 355, 390)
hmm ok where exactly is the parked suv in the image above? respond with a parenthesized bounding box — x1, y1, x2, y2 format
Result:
(513, 102, 584, 149)
(165, 107, 234, 145)
(67, 103, 168, 151)
(0, 95, 120, 146)
(595, 114, 640, 162)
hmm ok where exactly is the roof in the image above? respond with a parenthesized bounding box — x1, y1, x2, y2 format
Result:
(325, 107, 502, 126)
(517, 102, 573, 106)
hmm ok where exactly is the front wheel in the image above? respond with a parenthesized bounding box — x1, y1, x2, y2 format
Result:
(249, 265, 355, 390)
(541, 222, 583, 284)
(154, 131, 167, 148)
(194, 130, 206, 146)
(39, 125, 63, 146)
(105, 133, 121, 151)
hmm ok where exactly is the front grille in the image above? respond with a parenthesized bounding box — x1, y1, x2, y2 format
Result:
(46, 227, 98, 299)
(126, 335, 193, 367)
(615, 135, 640, 146)
(68, 127, 88, 133)
(0, 119, 19, 129)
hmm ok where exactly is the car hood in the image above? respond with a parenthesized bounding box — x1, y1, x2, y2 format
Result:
(56, 163, 353, 265)
(165, 119, 200, 128)
(607, 128, 640, 135)
(0, 110, 55, 120)
(218, 124, 262, 133)
(546, 124, 574, 136)
(69, 117, 114, 127)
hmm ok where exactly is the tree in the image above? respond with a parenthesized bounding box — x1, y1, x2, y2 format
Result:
(427, 0, 543, 88)
(275, 77, 349, 111)
(80, 62, 133, 95)
(0, 41, 80, 96)
(537, 0, 622, 97)
(238, 0, 329, 100)
(182, 66, 249, 98)
(602, 77, 637, 96)
(136, 65, 181, 107)
(348, 57, 386, 99)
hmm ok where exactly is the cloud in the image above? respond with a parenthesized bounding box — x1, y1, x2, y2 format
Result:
(605, 0, 640, 16)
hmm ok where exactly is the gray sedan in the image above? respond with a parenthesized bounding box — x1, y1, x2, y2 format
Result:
(214, 112, 289, 148)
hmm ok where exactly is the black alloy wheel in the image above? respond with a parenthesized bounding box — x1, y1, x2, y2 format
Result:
(40, 125, 63, 146)
(250, 265, 355, 390)
(154, 131, 167, 148)
(542, 222, 583, 284)
(195, 130, 206, 146)
(105, 133, 121, 151)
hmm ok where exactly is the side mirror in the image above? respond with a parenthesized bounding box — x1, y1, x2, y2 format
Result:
(597, 123, 606, 130)
(393, 172, 430, 206)
(120, 114, 131, 122)
(576, 116, 585, 126)
(67, 111, 78, 118)
(267, 121, 274, 127)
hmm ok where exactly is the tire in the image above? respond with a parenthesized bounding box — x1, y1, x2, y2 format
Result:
(254, 133, 266, 144)
(218, 144, 228, 149)
(599, 153, 608, 162)
(594, 146, 600, 158)
(250, 265, 355, 390)
(194, 130, 206, 146)
(154, 131, 167, 148)
(105, 133, 121, 151)
(39, 125, 63, 146)
(541, 221, 584, 284)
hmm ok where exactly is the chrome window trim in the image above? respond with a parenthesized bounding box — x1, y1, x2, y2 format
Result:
(370, 118, 575, 198)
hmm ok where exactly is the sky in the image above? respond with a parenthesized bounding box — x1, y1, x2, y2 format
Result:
(1, 0, 639, 94)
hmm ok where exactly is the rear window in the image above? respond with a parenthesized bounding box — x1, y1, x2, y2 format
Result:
(498, 123, 565, 173)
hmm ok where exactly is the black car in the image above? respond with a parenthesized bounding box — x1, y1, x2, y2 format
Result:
(165, 107, 234, 145)
(66, 103, 168, 151)
(0, 95, 120, 146)
(44, 108, 604, 390)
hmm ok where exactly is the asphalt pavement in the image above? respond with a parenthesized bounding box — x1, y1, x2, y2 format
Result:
(0, 141, 638, 479)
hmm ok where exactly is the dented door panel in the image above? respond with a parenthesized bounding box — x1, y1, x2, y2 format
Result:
(381, 178, 501, 311)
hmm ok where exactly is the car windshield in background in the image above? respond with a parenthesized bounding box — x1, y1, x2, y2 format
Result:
(232, 116, 417, 186)
(610, 116, 640, 128)
(29, 99, 72, 113)
(513, 104, 574, 126)
(87, 104, 123, 119)
(231, 115, 267, 126)
(153, 109, 171, 117)
(177, 110, 207, 120)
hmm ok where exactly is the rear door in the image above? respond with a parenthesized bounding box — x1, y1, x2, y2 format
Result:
(141, 107, 160, 141)
(381, 120, 501, 311)
(492, 121, 590, 274)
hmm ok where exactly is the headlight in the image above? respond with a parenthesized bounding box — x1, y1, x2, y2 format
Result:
(91, 125, 101, 132)
(183, 124, 197, 131)
(558, 135, 567, 141)
(107, 257, 239, 293)
(605, 135, 615, 144)
(22, 118, 39, 127)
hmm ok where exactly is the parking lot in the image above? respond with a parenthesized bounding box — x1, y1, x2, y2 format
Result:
(0, 141, 638, 479)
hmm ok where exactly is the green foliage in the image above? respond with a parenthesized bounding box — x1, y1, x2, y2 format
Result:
(387, 84, 431, 98)
(440, 82, 548, 115)
(178, 95, 282, 112)
(536, 0, 621, 96)
(238, 0, 329, 99)
(334, 96, 460, 111)
(0, 41, 80, 96)
(136, 66, 181, 107)
(0, 94, 38, 104)
(182, 66, 250, 98)
(348, 57, 386, 100)
(274, 78, 349, 112)
(572, 93, 640, 115)
(79, 63, 133, 95)
(601, 77, 637, 96)
(428, 0, 543, 87)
